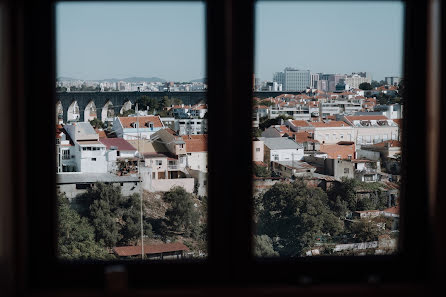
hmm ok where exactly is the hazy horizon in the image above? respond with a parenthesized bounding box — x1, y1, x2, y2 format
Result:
(57, 1, 404, 83)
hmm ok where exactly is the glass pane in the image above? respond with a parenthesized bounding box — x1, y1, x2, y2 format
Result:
(253, 1, 403, 257)
(56, 1, 207, 261)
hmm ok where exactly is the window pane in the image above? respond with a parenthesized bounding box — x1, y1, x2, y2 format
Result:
(253, 1, 403, 257)
(55, 1, 207, 261)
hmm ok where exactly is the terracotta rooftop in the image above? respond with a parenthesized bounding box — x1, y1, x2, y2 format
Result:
(113, 242, 189, 257)
(373, 140, 402, 148)
(345, 115, 389, 122)
(383, 205, 400, 214)
(99, 138, 136, 151)
(310, 121, 348, 128)
(118, 115, 163, 129)
(181, 134, 208, 153)
(290, 120, 311, 127)
(393, 119, 403, 127)
(95, 129, 108, 139)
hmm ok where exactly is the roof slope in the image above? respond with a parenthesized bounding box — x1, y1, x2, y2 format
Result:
(118, 115, 163, 129)
(99, 138, 136, 151)
(113, 242, 189, 256)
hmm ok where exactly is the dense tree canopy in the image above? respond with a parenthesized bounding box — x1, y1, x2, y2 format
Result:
(257, 180, 344, 257)
(162, 187, 200, 237)
(57, 194, 113, 260)
(359, 82, 372, 90)
(74, 183, 151, 247)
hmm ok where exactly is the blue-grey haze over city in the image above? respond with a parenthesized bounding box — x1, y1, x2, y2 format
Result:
(57, 1, 403, 82)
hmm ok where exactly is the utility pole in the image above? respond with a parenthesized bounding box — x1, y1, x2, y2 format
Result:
(136, 103, 144, 260)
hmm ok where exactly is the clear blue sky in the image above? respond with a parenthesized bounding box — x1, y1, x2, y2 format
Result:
(256, 1, 404, 81)
(57, 1, 404, 82)
(56, 1, 206, 81)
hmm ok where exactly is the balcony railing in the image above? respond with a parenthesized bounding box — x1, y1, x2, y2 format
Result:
(168, 164, 185, 170)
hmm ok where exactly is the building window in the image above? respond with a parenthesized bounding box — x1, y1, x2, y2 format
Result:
(344, 168, 349, 174)
(256, 148, 260, 152)
(156, 160, 162, 166)
(91, 158, 96, 161)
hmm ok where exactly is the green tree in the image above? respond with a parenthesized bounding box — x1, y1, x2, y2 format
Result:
(257, 180, 343, 256)
(89, 199, 122, 247)
(252, 127, 262, 138)
(254, 235, 279, 257)
(359, 82, 373, 90)
(74, 183, 150, 248)
(136, 96, 159, 113)
(89, 118, 105, 129)
(57, 194, 113, 260)
(328, 178, 359, 212)
(253, 164, 270, 177)
(120, 193, 153, 245)
(121, 109, 135, 117)
(162, 187, 200, 237)
(371, 80, 383, 88)
(350, 219, 384, 242)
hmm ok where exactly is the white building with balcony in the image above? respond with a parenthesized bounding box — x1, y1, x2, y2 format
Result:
(343, 115, 399, 147)
(64, 122, 107, 173)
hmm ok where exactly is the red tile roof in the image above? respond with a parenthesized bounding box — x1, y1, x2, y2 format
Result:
(310, 121, 348, 128)
(344, 115, 389, 122)
(393, 119, 403, 127)
(181, 134, 208, 152)
(291, 131, 315, 143)
(383, 205, 399, 214)
(290, 120, 311, 127)
(113, 242, 189, 257)
(373, 140, 402, 147)
(320, 143, 355, 160)
(118, 116, 163, 129)
(99, 138, 136, 151)
(95, 129, 107, 138)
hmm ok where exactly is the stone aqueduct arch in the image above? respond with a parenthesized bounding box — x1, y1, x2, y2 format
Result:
(101, 101, 114, 122)
(84, 101, 97, 122)
(56, 91, 207, 123)
(67, 101, 80, 122)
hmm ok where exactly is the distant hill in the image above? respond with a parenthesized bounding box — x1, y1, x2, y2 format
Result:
(190, 78, 206, 83)
(57, 77, 167, 83)
(57, 77, 79, 81)
(100, 77, 166, 83)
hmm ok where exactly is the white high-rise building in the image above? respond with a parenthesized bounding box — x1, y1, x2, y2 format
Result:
(273, 67, 310, 91)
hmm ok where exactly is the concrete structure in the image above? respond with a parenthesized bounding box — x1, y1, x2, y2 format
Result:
(56, 173, 140, 200)
(373, 104, 403, 119)
(259, 137, 304, 165)
(253, 139, 264, 162)
(56, 125, 76, 172)
(385, 76, 401, 86)
(181, 135, 208, 172)
(269, 105, 311, 120)
(342, 115, 399, 146)
(55, 91, 207, 123)
(64, 122, 107, 173)
(273, 67, 311, 92)
(113, 115, 164, 140)
(340, 74, 372, 89)
(272, 160, 316, 178)
(325, 158, 355, 179)
(175, 118, 207, 135)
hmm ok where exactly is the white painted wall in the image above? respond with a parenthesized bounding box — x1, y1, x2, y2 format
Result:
(253, 140, 264, 162)
(186, 152, 207, 172)
(270, 148, 304, 162)
(313, 127, 355, 144)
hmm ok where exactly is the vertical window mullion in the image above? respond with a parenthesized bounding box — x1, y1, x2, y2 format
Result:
(207, 0, 254, 275)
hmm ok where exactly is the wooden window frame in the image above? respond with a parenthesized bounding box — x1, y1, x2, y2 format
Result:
(1, 0, 443, 295)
